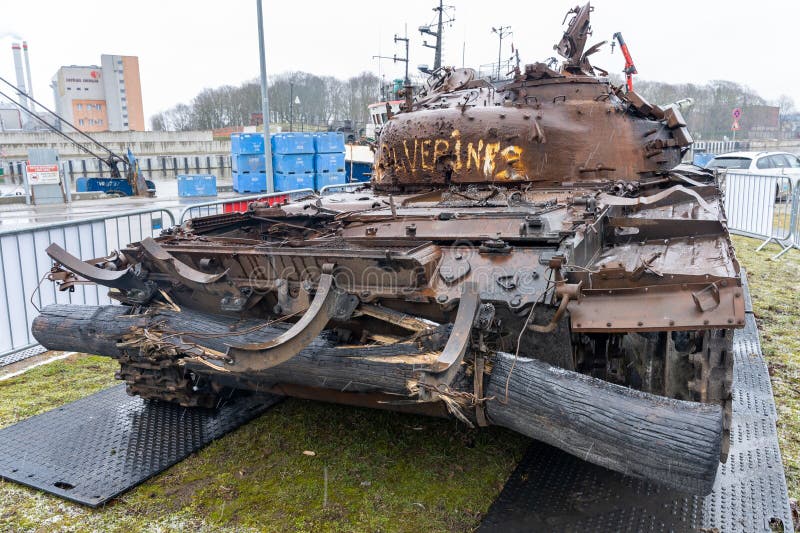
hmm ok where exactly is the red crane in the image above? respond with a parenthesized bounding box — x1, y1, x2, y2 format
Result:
(612, 32, 637, 91)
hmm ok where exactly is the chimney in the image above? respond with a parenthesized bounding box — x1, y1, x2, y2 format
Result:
(11, 43, 29, 111)
(22, 41, 35, 113)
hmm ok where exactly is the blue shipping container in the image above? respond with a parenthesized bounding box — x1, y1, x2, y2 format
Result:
(232, 153, 266, 174)
(271, 132, 314, 155)
(273, 153, 314, 174)
(275, 173, 314, 192)
(233, 171, 267, 193)
(345, 161, 372, 182)
(177, 174, 217, 197)
(231, 133, 265, 154)
(313, 132, 345, 153)
(314, 152, 345, 173)
(314, 172, 346, 190)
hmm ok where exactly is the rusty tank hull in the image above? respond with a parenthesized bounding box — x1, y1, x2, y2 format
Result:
(32, 3, 742, 495)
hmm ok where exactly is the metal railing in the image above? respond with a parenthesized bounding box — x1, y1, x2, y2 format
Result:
(178, 189, 316, 224)
(723, 171, 799, 259)
(0, 207, 175, 360)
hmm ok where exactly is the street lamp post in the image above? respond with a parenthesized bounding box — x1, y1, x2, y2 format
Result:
(289, 82, 294, 132)
(294, 95, 301, 132)
(256, 0, 274, 192)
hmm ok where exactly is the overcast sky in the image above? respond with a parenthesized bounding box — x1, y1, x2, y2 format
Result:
(1, 0, 798, 126)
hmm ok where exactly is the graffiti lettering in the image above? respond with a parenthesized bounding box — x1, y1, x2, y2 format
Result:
(382, 135, 527, 180)
(466, 140, 484, 171)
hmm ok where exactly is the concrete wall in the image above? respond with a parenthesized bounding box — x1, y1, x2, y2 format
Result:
(743, 139, 800, 154)
(61, 154, 233, 181)
(0, 131, 233, 183)
(0, 130, 231, 159)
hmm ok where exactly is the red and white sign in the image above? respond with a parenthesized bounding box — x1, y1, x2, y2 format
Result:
(732, 119, 741, 131)
(26, 164, 60, 185)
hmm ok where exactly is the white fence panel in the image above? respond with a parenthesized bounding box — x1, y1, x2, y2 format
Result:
(723, 173, 791, 239)
(0, 208, 175, 358)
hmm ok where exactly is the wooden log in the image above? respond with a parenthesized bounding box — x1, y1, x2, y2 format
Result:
(34, 304, 724, 493)
(485, 352, 723, 494)
(32, 304, 437, 395)
(31, 304, 141, 358)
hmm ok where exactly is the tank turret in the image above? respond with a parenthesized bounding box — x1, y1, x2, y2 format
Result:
(374, 4, 692, 191)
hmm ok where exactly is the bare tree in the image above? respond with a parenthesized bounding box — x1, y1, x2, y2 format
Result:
(150, 113, 167, 131)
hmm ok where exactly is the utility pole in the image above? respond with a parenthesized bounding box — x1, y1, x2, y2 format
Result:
(434, 0, 443, 69)
(373, 26, 411, 108)
(289, 81, 294, 132)
(420, 0, 455, 71)
(373, 28, 410, 84)
(256, 0, 274, 192)
(395, 32, 410, 84)
(491, 26, 512, 80)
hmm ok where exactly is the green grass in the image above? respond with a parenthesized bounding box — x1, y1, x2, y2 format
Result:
(0, 354, 118, 427)
(0, 236, 797, 531)
(0, 356, 527, 532)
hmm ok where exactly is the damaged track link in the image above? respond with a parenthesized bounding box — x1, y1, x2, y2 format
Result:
(116, 350, 222, 409)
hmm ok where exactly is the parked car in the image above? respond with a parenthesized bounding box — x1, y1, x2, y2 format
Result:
(706, 151, 800, 200)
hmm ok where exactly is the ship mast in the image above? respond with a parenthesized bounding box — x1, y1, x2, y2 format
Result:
(419, 0, 454, 70)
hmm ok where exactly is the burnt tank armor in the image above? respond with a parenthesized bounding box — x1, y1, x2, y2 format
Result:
(34, 3, 741, 495)
(375, 66, 691, 191)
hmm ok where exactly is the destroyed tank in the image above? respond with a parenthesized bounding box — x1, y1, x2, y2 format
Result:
(33, 3, 743, 495)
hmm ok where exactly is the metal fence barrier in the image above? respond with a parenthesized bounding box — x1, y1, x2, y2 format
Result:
(723, 171, 799, 259)
(318, 183, 369, 196)
(178, 189, 316, 224)
(0, 208, 175, 360)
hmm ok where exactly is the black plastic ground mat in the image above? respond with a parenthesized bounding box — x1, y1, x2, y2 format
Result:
(0, 345, 47, 367)
(0, 385, 281, 507)
(479, 306, 794, 530)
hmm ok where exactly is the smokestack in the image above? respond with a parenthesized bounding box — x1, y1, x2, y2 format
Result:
(22, 41, 35, 113)
(11, 43, 29, 111)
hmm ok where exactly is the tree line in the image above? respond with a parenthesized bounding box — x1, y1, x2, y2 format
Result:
(151, 71, 381, 132)
(152, 69, 795, 141)
(627, 78, 795, 139)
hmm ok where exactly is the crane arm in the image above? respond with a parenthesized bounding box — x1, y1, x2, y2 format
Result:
(612, 32, 637, 91)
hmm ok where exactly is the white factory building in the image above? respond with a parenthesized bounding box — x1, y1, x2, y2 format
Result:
(50, 54, 144, 133)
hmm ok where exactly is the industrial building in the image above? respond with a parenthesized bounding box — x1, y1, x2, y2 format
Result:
(0, 104, 23, 131)
(50, 54, 144, 132)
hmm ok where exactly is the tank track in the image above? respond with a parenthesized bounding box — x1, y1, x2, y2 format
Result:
(116, 350, 220, 408)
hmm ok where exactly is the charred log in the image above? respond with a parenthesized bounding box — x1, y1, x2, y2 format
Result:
(32, 304, 443, 397)
(34, 303, 724, 494)
(486, 352, 723, 494)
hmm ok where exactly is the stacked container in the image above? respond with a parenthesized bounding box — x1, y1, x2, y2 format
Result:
(313, 132, 347, 190)
(230, 133, 267, 193)
(271, 133, 315, 191)
(177, 174, 217, 197)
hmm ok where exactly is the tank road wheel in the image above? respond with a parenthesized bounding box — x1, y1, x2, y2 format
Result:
(116, 349, 222, 408)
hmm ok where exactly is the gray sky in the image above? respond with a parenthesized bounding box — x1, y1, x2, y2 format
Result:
(1, 0, 798, 126)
